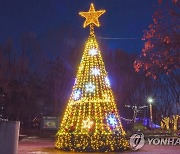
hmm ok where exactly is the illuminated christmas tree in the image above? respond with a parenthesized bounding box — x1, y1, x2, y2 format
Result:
(55, 3, 129, 152)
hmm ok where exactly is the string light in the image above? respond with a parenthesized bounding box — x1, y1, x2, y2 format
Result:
(79, 3, 106, 28)
(55, 3, 128, 152)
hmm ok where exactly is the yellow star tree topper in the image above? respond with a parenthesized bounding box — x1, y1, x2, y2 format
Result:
(55, 3, 129, 152)
(79, 3, 105, 28)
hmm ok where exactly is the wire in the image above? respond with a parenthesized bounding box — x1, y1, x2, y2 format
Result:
(120, 117, 133, 122)
(98, 36, 141, 40)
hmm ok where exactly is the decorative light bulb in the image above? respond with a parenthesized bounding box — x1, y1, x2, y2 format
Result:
(82, 118, 94, 129)
(89, 48, 98, 56)
(105, 76, 110, 87)
(85, 83, 95, 93)
(91, 68, 100, 76)
(73, 89, 81, 100)
(74, 78, 77, 85)
(107, 114, 117, 127)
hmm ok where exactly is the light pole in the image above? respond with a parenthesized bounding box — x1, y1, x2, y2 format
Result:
(147, 97, 154, 128)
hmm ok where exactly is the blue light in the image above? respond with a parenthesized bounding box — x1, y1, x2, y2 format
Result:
(107, 114, 117, 127)
(73, 89, 81, 100)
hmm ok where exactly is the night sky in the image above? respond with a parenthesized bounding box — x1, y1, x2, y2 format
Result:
(0, 0, 157, 54)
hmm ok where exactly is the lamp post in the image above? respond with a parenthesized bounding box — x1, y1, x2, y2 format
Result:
(147, 97, 154, 128)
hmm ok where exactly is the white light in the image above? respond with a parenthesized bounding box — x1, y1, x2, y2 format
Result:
(148, 97, 154, 104)
(89, 48, 98, 56)
(105, 76, 110, 87)
(73, 89, 81, 100)
(74, 78, 77, 85)
(85, 83, 95, 93)
(91, 68, 100, 76)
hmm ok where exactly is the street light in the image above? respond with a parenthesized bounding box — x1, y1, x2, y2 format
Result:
(147, 97, 154, 128)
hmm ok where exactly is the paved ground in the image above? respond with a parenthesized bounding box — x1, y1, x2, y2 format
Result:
(18, 137, 180, 154)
